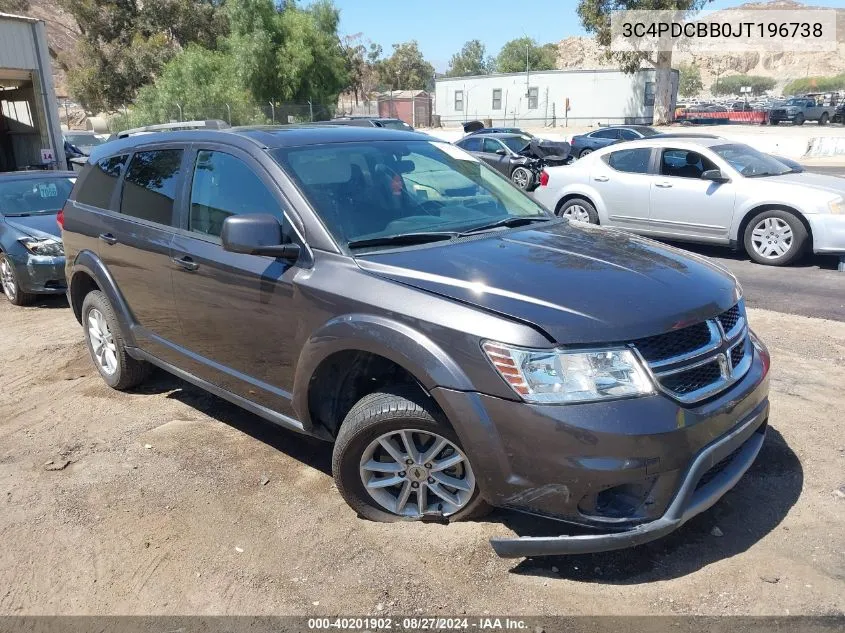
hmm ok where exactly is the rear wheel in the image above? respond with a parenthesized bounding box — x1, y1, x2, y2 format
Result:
(743, 210, 807, 266)
(510, 166, 532, 190)
(579, 148, 593, 158)
(557, 197, 599, 224)
(0, 254, 35, 306)
(332, 387, 488, 522)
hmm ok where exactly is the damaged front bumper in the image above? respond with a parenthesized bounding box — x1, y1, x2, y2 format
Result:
(490, 405, 767, 558)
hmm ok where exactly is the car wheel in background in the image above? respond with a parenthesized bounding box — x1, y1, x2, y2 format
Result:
(557, 198, 599, 224)
(819, 112, 829, 126)
(511, 166, 532, 190)
(743, 210, 808, 266)
(332, 387, 489, 523)
(0, 254, 35, 306)
(81, 290, 151, 389)
(579, 148, 593, 158)
(794, 113, 805, 126)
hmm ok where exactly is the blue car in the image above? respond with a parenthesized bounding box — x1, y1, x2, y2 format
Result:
(0, 171, 75, 306)
(569, 125, 657, 159)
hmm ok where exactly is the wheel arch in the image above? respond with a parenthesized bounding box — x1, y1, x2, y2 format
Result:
(737, 204, 813, 253)
(68, 250, 136, 344)
(554, 192, 601, 222)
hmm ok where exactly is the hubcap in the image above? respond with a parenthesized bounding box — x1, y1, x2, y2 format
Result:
(359, 429, 476, 518)
(0, 259, 16, 300)
(512, 168, 529, 189)
(562, 204, 591, 223)
(87, 308, 118, 375)
(751, 217, 793, 259)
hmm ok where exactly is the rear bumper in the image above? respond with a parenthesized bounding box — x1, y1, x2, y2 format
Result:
(490, 404, 767, 557)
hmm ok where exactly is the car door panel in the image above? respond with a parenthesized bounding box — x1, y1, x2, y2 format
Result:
(480, 138, 511, 176)
(590, 147, 654, 230)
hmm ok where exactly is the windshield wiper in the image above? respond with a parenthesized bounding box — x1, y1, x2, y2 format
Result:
(347, 231, 457, 249)
(459, 216, 551, 236)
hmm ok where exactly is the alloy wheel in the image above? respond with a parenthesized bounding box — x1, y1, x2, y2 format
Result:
(750, 217, 793, 260)
(359, 429, 476, 518)
(0, 259, 16, 301)
(87, 308, 118, 375)
(562, 204, 592, 223)
(511, 168, 530, 189)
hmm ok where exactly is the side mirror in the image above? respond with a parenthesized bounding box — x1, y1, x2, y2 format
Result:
(701, 169, 730, 183)
(495, 148, 508, 156)
(221, 213, 300, 260)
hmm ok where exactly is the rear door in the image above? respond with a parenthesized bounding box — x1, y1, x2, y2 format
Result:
(589, 147, 654, 230)
(169, 144, 305, 415)
(97, 146, 186, 363)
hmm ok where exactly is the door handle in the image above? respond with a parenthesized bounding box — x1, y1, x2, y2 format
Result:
(594, 175, 609, 182)
(655, 181, 673, 188)
(171, 255, 199, 272)
(98, 233, 117, 245)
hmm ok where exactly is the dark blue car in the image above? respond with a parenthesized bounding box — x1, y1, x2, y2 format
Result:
(570, 125, 657, 159)
(0, 171, 75, 305)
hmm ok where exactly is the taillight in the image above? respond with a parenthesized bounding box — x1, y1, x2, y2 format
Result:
(56, 208, 64, 230)
(539, 170, 549, 187)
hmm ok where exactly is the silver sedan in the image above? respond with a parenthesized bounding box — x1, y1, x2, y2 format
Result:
(533, 136, 845, 266)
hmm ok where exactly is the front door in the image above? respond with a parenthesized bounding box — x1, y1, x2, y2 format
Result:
(648, 148, 736, 242)
(169, 146, 304, 416)
(479, 137, 511, 177)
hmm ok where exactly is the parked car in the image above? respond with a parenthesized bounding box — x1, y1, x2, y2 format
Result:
(63, 131, 109, 156)
(0, 171, 75, 305)
(769, 97, 835, 126)
(454, 132, 542, 189)
(62, 125, 770, 558)
(534, 136, 845, 266)
(314, 116, 415, 131)
(461, 120, 534, 137)
(568, 125, 658, 159)
(832, 102, 845, 124)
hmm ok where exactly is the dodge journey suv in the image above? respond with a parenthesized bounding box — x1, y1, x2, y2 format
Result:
(61, 126, 770, 557)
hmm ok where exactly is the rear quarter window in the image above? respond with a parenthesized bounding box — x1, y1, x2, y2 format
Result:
(74, 155, 128, 209)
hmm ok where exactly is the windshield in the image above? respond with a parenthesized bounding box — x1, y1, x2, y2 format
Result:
(0, 176, 76, 216)
(500, 135, 533, 153)
(65, 134, 106, 147)
(712, 143, 793, 177)
(377, 120, 414, 131)
(272, 140, 549, 249)
(786, 98, 805, 106)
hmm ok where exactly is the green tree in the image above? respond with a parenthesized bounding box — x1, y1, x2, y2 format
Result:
(577, 0, 712, 125)
(711, 74, 775, 97)
(446, 39, 495, 77)
(495, 37, 557, 74)
(783, 74, 845, 96)
(677, 62, 703, 98)
(376, 41, 435, 90)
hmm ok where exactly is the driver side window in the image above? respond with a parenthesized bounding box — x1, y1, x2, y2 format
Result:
(660, 149, 717, 179)
(482, 138, 503, 153)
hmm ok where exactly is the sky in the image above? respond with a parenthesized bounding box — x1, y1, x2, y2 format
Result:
(332, 0, 845, 72)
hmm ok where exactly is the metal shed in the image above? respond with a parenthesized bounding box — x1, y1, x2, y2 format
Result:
(0, 12, 66, 171)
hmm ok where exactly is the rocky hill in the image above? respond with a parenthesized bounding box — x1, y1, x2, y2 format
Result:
(555, 0, 845, 96)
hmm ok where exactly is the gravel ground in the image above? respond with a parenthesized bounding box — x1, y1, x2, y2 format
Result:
(0, 298, 843, 616)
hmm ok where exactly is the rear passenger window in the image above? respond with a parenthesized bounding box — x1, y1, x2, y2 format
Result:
(75, 155, 127, 209)
(460, 137, 482, 152)
(605, 148, 652, 174)
(120, 150, 182, 225)
(189, 150, 280, 238)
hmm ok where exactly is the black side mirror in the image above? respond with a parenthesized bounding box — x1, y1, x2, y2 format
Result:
(495, 148, 508, 156)
(701, 169, 730, 183)
(221, 213, 301, 260)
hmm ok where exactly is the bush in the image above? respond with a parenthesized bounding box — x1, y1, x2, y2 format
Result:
(711, 75, 776, 97)
(783, 74, 845, 96)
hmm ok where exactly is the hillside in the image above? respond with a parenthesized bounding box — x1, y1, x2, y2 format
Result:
(555, 0, 845, 96)
(13, 0, 79, 98)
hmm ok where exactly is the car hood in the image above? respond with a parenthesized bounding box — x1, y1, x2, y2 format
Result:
(759, 171, 845, 197)
(356, 221, 740, 345)
(3, 214, 61, 240)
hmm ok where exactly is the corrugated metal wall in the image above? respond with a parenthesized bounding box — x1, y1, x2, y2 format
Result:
(0, 18, 39, 70)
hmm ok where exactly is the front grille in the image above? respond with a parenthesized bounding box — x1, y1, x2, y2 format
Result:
(730, 338, 746, 367)
(718, 304, 740, 333)
(634, 322, 712, 363)
(771, 109, 786, 116)
(660, 361, 722, 395)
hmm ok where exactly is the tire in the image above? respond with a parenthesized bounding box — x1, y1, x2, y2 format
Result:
(579, 148, 593, 158)
(332, 386, 489, 523)
(510, 166, 533, 190)
(0, 253, 36, 306)
(81, 290, 151, 390)
(794, 113, 805, 126)
(557, 197, 599, 224)
(819, 112, 829, 126)
(743, 209, 808, 266)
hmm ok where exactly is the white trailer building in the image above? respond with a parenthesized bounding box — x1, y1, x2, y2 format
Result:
(0, 12, 66, 171)
(434, 68, 678, 128)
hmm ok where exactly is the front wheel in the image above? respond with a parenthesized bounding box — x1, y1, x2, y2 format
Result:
(743, 210, 807, 266)
(0, 254, 35, 306)
(510, 166, 533, 190)
(819, 112, 829, 126)
(794, 113, 805, 126)
(332, 387, 488, 522)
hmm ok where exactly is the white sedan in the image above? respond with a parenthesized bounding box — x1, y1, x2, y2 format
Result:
(533, 135, 845, 265)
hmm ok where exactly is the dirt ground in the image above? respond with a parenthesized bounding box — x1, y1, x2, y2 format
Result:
(0, 298, 843, 616)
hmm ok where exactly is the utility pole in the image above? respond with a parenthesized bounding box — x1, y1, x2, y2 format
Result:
(269, 101, 275, 123)
(526, 40, 530, 97)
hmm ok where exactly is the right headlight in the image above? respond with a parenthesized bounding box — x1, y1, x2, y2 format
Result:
(482, 341, 654, 404)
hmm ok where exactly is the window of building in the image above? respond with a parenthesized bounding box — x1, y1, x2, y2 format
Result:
(189, 150, 282, 238)
(455, 90, 464, 111)
(645, 81, 656, 107)
(120, 149, 183, 225)
(527, 87, 539, 109)
(492, 89, 502, 110)
(75, 155, 127, 210)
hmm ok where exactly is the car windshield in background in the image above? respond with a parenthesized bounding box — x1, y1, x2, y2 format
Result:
(637, 127, 659, 137)
(271, 140, 549, 249)
(65, 134, 107, 147)
(377, 120, 414, 131)
(0, 177, 75, 215)
(499, 135, 533, 153)
(712, 143, 793, 178)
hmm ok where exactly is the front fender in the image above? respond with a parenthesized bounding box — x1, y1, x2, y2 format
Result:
(68, 250, 137, 346)
(291, 314, 474, 428)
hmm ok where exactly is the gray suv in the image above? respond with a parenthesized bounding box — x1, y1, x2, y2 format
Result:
(61, 126, 770, 557)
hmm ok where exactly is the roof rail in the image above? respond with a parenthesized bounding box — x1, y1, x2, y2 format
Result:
(114, 119, 230, 139)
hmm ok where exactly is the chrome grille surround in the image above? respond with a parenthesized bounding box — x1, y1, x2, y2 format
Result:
(632, 301, 751, 404)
